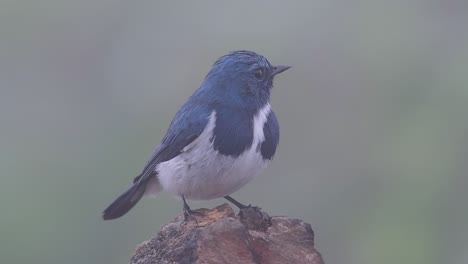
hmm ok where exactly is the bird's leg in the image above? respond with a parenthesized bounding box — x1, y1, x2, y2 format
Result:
(224, 195, 251, 209)
(182, 196, 200, 224)
(182, 196, 194, 218)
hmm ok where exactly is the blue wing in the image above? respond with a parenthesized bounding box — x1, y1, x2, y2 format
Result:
(134, 102, 211, 183)
(260, 111, 279, 160)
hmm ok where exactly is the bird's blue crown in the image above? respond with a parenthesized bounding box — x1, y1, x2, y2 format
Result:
(194, 51, 277, 112)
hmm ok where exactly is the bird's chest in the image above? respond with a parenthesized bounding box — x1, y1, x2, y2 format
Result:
(156, 105, 272, 200)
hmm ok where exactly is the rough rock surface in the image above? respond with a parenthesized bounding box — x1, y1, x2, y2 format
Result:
(130, 204, 324, 264)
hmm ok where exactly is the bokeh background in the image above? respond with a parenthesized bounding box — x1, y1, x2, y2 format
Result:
(1, 1, 467, 263)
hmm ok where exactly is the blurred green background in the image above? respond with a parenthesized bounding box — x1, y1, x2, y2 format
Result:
(1, 1, 467, 264)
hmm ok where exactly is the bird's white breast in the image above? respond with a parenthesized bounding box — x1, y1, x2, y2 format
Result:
(155, 104, 271, 200)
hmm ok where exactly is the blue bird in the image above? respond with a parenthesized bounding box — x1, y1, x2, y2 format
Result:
(102, 51, 290, 220)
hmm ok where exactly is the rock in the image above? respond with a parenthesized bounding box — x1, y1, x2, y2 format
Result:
(130, 204, 324, 264)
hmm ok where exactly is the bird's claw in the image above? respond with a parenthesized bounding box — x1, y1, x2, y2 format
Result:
(182, 208, 203, 226)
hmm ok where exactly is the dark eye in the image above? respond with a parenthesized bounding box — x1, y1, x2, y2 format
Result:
(253, 69, 264, 79)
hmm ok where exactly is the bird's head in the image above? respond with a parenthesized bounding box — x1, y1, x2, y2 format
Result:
(200, 51, 290, 111)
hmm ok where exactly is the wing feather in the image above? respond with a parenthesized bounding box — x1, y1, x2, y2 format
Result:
(133, 103, 211, 184)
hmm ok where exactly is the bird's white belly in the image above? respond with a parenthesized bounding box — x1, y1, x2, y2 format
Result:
(156, 105, 271, 200)
(157, 145, 268, 200)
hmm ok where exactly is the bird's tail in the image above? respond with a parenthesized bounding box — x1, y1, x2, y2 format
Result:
(102, 180, 147, 220)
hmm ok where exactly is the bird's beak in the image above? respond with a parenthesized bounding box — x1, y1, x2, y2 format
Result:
(271, 65, 291, 76)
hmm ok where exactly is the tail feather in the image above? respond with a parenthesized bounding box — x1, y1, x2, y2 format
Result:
(102, 181, 146, 220)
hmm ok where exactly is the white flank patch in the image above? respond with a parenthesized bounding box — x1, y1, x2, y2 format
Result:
(252, 103, 271, 147)
(155, 104, 272, 200)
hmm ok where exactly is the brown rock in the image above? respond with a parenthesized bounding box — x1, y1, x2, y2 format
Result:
(130, 204, 324, 264)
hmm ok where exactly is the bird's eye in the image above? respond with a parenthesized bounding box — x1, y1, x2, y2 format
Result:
(253, 69, 264, 79)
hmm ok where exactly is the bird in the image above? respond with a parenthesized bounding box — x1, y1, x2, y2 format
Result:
(102, 50, 290, 220)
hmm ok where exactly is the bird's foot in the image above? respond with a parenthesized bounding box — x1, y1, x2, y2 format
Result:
(182, 208, 206, 227)
(182, 196, 202, 225)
